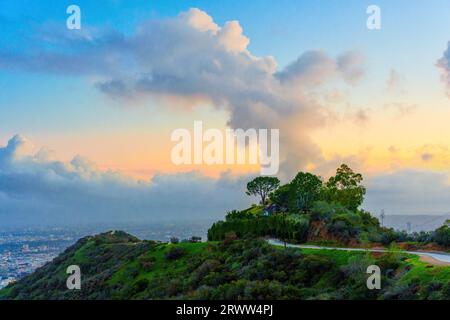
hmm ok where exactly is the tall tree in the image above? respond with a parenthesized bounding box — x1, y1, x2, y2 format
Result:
(269, 183, 291, 211)
(325, 164, 366, 211)
(246, 176, 280, 205)
(289, 172, 323, 213)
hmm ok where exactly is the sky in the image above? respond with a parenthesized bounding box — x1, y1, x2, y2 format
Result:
(1, 0, 450, 226)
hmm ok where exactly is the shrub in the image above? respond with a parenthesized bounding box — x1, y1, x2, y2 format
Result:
(434, 222, 450, 247)
(222, 231, 238, 246)
(190, 236, 202, 243)
(165, 247, 186, 260)
(138, 255, 156, 271)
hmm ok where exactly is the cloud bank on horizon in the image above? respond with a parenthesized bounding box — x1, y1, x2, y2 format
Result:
(0, 134, 251, 226)
(1, 134, 450, 226)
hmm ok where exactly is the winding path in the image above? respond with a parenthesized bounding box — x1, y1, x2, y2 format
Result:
(267, 239, 450, 266)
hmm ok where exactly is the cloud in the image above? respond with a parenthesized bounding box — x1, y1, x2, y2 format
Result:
(383, 102, 418, 119)
(1, 135, 449, 227)
(437, 41, 450, 97)
(353, 109, 370, 125)
(386, 69, 405, 93)
(0, 8, 365, 178)
(0, 135, 251, 226)
(421, 152, 433, 162)
(336, 51, 366, 85)
(276, 50, 365, 87)
(364, 170, 450, 215)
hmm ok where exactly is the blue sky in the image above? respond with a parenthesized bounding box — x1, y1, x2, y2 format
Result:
(1, 0, 450, 123)
(1, 1, 450, 224)
(2, 0, 450, 63)
(1, 0, 450, 166)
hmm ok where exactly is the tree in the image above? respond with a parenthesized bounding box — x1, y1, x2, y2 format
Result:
(246, 176, 280, 205)
(434, 220, 450, 247)
(288, 172, 323, 213)
(269, 184, 291, 211)
(325, 164, 366, 211)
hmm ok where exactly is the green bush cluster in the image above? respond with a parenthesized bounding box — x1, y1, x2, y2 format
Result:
(208, 213, 310, 243)
(214, 164, 449, 248)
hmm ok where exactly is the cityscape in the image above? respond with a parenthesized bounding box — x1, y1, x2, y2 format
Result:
(0, 229, 76, 289)
(0, 221, 212, 289)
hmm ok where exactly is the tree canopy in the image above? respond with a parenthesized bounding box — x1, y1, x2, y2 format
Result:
(288, 172, 323, 213)
(325, 164, 366, 211)
(246, 176, 280, 205)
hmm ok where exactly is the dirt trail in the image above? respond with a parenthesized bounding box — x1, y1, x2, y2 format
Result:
(419, 255, 450, 266)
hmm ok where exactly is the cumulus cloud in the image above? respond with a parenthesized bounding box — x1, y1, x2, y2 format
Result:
(0, 135, 251, 226)
(1, 135, 449, 226)
(276, 50, 365, 87)
(0, 8, 366, 179)
(437, 41, 450, 96)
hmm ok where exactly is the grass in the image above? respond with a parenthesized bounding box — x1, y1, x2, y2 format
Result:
(271, 241, 367, 266)
(300, 248, 366, 266)
(400, 255, 450, 283)
(109, 241, 211, 285)
(0, 286, 11, 298)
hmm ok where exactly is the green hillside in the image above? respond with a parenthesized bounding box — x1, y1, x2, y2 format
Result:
(1, 231, 448, 300)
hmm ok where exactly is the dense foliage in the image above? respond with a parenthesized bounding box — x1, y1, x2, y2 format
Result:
(1, 232, 448, 300)
(210, 165, 450, 249)
(208, 209, 310, 243)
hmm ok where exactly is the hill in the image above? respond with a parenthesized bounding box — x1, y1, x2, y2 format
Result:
(1, 230, 449, 300)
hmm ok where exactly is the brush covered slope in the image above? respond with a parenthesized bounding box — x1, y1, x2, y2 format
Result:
(0, 231, 449, 300)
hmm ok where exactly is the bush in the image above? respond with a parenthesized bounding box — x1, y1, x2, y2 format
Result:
(434, 222, 450, 247)
(165, 247, 186, 260)
(190, 236, 202, 243)
(208, 213, 309, 243)
(222, 232, 238, 246)
(138, 255, 156, 271)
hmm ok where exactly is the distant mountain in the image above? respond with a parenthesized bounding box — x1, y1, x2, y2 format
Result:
(383, 214, 450, 232)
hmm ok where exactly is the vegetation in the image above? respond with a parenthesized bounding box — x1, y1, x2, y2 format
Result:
(1, 232, 448, 300)
(434, 220, 450, 247)
(288, 172, 323, 213)
(246, 176, 280, 205)
(210, 164, 450, 249)
(0, 163, 448, 300)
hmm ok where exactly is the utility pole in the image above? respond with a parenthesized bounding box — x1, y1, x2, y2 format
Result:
(283, 212, 287, 249)
(380, 209, 385, 227)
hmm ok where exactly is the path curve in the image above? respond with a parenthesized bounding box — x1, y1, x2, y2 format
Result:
(267, 239, 450, 266)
